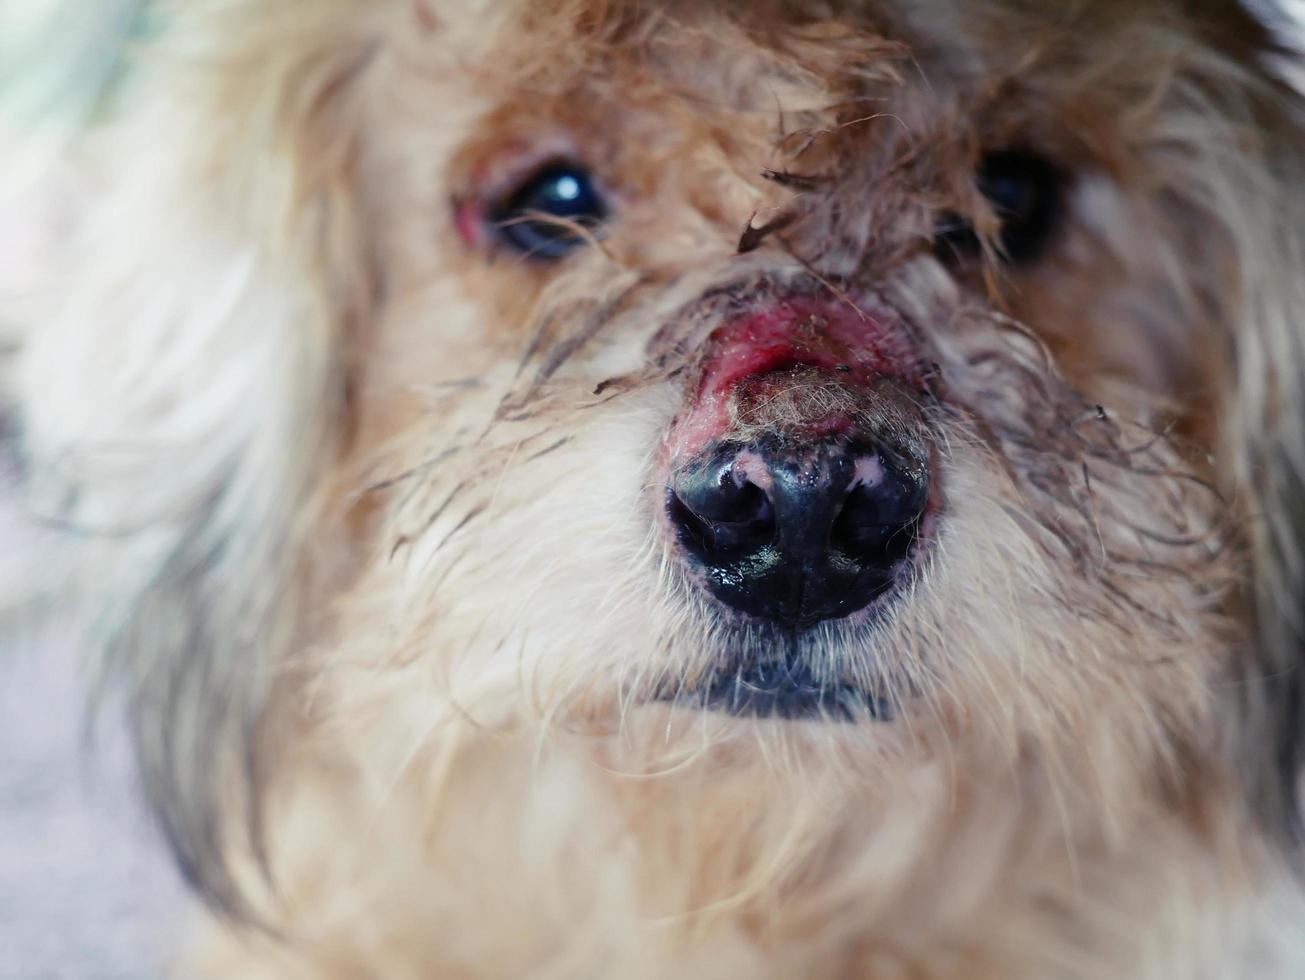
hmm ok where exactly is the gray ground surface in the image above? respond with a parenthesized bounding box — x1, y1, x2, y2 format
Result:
(0, 636, 184, 980)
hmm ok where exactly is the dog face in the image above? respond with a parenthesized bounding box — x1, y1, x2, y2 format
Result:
(341, 1, 1232, 752)
(339, 0, 1261, 772)
(12, 0, 1305, 972)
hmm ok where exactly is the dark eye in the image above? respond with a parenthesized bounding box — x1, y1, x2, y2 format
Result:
(490, 162, 609, 261)
(936, 150, 1064, 264)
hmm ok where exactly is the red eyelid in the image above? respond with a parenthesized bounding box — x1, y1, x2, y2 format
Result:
(454, 137, 584, 251)
(454, 199, 485, 249)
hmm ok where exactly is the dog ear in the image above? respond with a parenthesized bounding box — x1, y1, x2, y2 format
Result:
(1212, 1, 1305, 842)
(11, 5, 373, 916)
(1235, 117, 1305, 840)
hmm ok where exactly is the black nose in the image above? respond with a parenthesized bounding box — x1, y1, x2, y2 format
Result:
(668, 438, 928, 627)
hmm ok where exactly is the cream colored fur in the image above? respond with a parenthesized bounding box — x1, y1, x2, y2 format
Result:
(6, 1, 1305, 977)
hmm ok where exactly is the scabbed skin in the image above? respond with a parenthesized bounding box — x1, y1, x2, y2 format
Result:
(665, 295, 923, 462)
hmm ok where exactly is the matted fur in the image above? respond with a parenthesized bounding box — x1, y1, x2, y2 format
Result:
(6, 1, 1305, 977)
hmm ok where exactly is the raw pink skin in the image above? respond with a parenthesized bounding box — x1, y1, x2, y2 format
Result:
(454, 200, 484, 249)
(666, 297, 923, 463)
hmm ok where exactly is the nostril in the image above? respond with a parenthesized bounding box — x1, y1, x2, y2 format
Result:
(669, 458, 777, 562)
(670, 481, 775, 559)
(830, 460, 927, 564)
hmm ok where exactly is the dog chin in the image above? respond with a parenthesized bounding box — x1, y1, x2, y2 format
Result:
(660, 656, 894, 721)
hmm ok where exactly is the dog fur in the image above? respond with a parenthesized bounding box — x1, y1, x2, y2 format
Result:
(6, 1, 1305, 976)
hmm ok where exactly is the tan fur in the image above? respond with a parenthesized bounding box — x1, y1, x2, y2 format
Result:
(7, 1, 1305, 977)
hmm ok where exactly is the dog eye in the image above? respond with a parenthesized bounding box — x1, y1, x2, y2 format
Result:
(980, 151, 1063, 262)
(490, 162, 609, 261)
(936, 150, 1064, 264)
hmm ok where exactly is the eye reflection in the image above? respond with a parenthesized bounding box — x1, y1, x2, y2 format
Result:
(489, 161, 609, 261)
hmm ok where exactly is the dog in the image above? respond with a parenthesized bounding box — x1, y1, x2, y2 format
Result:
(6, 0, 1305, 976)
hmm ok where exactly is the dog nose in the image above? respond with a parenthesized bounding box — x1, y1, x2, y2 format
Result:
(668, 438, 927, 627)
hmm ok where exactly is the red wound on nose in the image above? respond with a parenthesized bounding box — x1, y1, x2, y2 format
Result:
(667, 297, 922, 461)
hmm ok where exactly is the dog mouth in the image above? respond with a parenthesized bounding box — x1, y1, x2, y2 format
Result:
(671, 652, 895, 722)
(657, 284, 936, 720)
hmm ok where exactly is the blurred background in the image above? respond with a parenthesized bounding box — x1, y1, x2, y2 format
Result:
(2, 5, 184, 980)
(1, 2, 1304, 979)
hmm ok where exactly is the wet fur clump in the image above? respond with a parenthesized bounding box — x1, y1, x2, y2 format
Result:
(5, 1, 1305, 977)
